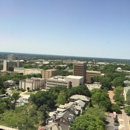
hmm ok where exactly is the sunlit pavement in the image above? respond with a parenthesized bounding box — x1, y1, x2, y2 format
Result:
(118, 110, 130, 130)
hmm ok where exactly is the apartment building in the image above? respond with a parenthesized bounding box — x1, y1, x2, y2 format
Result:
(19, 77, 45, 91)
(73, 62, 86, 83)
(42, 69, 59, 79)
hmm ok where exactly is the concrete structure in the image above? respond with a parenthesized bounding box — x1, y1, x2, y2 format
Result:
(65, 75, 84, 87)
(4, 80, 15, 87)
(69, 94, 90, 103)
(116, 67, 130, 73)
(3, 60, 24, 71)
(124, 80, 130, 86)
(46, 76, 72, 89)
(124, 86, 130, 101)
(14, 67, 43, 75)
(19, 77, 45, 91)
(8, 54, 16, 60)
(86, 82, 101, 91)
(46, 75, 83, 89)
(86, 70, 104, 83)
(73, 62, 86, 83)
(42, 69, 59, 79)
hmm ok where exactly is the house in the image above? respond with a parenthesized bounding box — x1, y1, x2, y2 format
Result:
(69, 94, 90, 103)
(44, 94, 89, 130)
(44, 122, 70, 130)
(75, 99, 86, 110)
(45, 110, 74, 130)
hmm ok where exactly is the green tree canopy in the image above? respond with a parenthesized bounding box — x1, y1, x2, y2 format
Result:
(56, 91, 66, 106)
(71, 114, 106, 130)
(113, 86, 124, 105)
(91, 89, 111, 111)
(111, 104, 120, 113)
(124, 106, 130, 115)
(126, 89, 130, 105)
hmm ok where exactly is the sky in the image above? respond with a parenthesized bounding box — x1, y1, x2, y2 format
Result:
(0, 0, 130, 59)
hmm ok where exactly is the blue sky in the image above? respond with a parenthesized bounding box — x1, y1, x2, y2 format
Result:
(0, 0, 130, 59)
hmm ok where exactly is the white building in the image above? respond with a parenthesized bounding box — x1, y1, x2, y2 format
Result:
(46, 75, 84, 89)
(46, 76, 72, 89)
(14, 67, 43, 75)
(65, 75, 84, 87)
(19, 77, 45, 91)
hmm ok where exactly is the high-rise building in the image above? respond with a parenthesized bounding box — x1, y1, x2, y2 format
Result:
(3, 60, 24, 71)
(73, 62, 86, 83)
(7, 54, 16, 60)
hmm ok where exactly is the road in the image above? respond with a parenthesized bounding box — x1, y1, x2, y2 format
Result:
(118, 110, 130, 130)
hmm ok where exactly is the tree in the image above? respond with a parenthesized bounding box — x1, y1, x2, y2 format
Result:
(126, 89, 130, 105)
(38, 105, 49, 125)
(91, 89, 111, 111)
(56, 91, 66, 106)
(100, 77, 112, 90)
(111, 104, 120, 113)
(85, 107, 106, 121)
(112, 77, 125, 87)
(124, 106, 130, 115)
(71, 114, 106, 130)
(29, 91, 55, 108)
(113, 86, 124, 105)
(12, 92, 20, 104)
(67, 85, 91, 98)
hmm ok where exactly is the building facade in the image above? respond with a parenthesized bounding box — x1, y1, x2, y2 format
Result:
(73, 62, 86, 83)
(19, 77, 45, 91)
(65, 75, 84, 87)
(46, 76, 72, 89)
(86, 70, 104, 83)
(14, 67, 43, 75)
(3, 60, 24, 71)
(46, 75, 83, 89)
(42, 69, 59, 79)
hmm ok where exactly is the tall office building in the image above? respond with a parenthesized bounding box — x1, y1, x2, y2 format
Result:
(3, 60, 24, 71)
(73, 62, 86, 83)
(8, 54, 16, 60)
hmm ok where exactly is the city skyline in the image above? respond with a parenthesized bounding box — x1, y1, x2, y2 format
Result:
(0, 0, 130, 59)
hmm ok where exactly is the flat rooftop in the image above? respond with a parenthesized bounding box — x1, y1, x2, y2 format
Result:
(66, 75, 83, 79)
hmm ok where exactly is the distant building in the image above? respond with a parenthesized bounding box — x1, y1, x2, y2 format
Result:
(14, 67, 43, 75)
(7, 54, 16, 60)
(3, 60, 24, 71)
(42, 69, 59, 79)
(19, 77, 45, 91)
(73, 62, 86, 83)
(86, 70, 104, 83)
